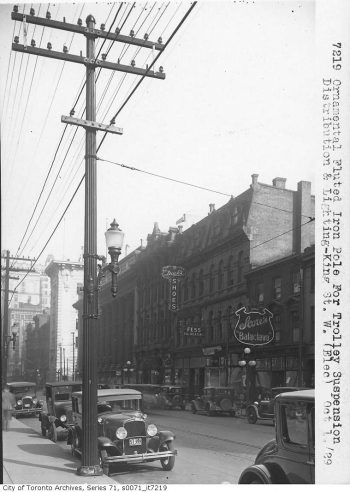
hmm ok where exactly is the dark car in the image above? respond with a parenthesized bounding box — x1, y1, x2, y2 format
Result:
(8, 382, 43, 417)
(159, 386, 187, 410)
(239, 389, 315, 484)
(246, 386, 303, 424)
(67, 388, 177, 476)
(191, 386, 236, 417)
(39, 381, 82, 441)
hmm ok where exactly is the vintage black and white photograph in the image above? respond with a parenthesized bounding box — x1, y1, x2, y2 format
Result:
(1, 0, 349, 487)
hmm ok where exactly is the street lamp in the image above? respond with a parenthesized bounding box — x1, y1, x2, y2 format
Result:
(238, 347, 256, 404)
(123, 360, 134, 384)
(79, 218, 124, 476)
(4, 324, 18, 357)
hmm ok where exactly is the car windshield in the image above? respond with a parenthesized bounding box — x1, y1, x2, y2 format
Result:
(11, 387, 34, 395)
(54, 393, 70, 401)
(98, 398, 141, 413)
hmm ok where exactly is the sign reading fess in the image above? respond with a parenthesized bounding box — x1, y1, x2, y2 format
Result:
(234, 307, 274, 346)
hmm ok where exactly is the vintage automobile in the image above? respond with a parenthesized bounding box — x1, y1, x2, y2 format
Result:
(238, 389, 315, 484)
(159, 386, 187, 410)
(39, 381, 82, 441)
(67, 388, 177, 475)
(191, 386, 236, 416)
(246, 386, 303, 424)
(8, 381, 43, 417)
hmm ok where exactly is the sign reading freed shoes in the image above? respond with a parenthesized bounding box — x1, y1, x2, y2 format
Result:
(234, 307, 274, 346)
(161, 266, 185, 312)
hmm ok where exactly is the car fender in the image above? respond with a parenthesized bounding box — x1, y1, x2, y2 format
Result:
(238, 464, 273, 484)
(97, 436, 114, 449)
(246, 404, 259, 419)
(158, 430, 175, 444)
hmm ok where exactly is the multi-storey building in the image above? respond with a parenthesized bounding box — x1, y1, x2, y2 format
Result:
(45, 259, 83, 382)
(74, 175, 315, 399)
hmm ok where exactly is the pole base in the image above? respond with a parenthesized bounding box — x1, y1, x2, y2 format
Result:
(77, 465, 103, 476)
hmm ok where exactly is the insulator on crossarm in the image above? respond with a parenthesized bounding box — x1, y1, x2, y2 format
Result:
(144, 33, 149, 40)
(100, 24, 105, 31)
(13, 5, 19, 13)
(63, 17, 66, 23)
(158, 36, 163, 44)
(77, 18, 82, 26)
(115, 27, 120, 35)
(30, 7, 35, 16)
(14, 36, 19, 44)
(70, 109, 75, 116)
(130, 30, 135, 37)
(46, 11, 51, 19)
(47, 42, 52, 50)
(117, 58, 120, 64)
(131, 60, 135, 67)
(63, 45, 68, 53)
(31, 39, 36, 47)
(110, 118, 116, 125)
(102, 53, 107, 61)
(159, 66, 164, 73)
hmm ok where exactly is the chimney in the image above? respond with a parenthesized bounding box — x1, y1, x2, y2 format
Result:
(272, 177, 287, 189)
(208, 203, 216, 214)
(296, 180, 313, 253)
(251, 174, 259, 188)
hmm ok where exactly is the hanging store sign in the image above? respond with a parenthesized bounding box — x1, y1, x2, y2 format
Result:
(161, 266, 185, 312)
(183, 325, 203, 337)
(234, 307, 274, 346)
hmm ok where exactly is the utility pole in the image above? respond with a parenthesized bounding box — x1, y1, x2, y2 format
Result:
(11, 6, 165, 476)
(1, 251, 36, 384)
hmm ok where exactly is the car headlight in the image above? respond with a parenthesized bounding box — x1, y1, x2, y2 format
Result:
(147, 424, 157, 437)
(33, 398, 37, 404)
(60, 414, 67, 422)
(17, 400, 23, 406)
(116, 427, 127, 439)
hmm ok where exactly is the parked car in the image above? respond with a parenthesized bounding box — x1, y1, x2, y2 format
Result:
(246, 386, 304, 424)
(39, 381, 82, 441)
(159, 386, 187, 410)
(122, 384, 163, 410)
(7, 381, 43, 417)
(238, 389, 315, 484)
(67, 388, 177, 476)
(191, 386, 236, 416)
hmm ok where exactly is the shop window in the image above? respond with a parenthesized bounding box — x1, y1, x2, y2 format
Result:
(273, 277, 282, 300)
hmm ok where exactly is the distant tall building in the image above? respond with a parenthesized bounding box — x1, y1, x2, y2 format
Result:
(45, 260, 83, 382)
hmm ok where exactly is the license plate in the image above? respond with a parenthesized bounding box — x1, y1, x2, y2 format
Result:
(129, 438, 142, 446)
(24, 404, 30, 408)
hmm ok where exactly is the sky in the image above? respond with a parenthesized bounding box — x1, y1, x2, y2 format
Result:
(0, 0, 316, 266)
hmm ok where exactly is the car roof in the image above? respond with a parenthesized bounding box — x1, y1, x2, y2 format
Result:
(7, 381, 36, 387)
(45, 381, 82, 387)
(204, 386, 232, 390)
(72, 388, 141, 397)
(276, 389, 315, 401)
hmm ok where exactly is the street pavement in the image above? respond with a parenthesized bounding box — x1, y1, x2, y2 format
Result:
(2, 417, 117, 484)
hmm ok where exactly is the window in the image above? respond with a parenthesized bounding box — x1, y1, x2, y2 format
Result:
(209, 265, 215, 293)
(281, 401, 309, 447)
(208, 311, 214, 342)
(198, 270, 204, 296)
(256, 282, 264, 304)
(290, 311, 300, 343)
(183, 278, 189, 302)
(292, 270, 301, 294)
(237, 251, 243, 283)
(274, 313, 281, 343)
(218, 260, 224, 290)
(273, 277, 282, 299)
(227, 256, 234, 286)
(310, 306, 315, 342)
(191, 273, 196, 299)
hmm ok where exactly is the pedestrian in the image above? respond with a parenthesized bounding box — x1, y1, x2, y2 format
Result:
(2, 384, 16, 431)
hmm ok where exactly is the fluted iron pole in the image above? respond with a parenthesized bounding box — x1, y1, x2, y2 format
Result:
(78, 14, 102, 476)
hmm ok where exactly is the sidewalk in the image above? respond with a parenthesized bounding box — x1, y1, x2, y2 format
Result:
(2, 417, 117, 484)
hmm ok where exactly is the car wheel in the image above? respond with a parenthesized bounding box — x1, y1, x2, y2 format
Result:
(48, 423, 57, 442)
(41, 424, 47, 437)
(191, 403, 197, 414)
(160, 441, 175, 471)
(247, 408, 257, 424)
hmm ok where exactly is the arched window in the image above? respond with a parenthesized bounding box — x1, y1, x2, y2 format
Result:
(216, 311, 222, 340)
(218, 260, 224, 290)
(209, 264, 215, 293)
(208, 311, 214, 342)
(191, 272, 196, 298)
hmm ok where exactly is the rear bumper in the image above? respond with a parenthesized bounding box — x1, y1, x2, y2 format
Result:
(104, 449, 177, 464)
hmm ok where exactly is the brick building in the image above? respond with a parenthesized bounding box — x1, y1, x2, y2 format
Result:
(73, 175, 315, 398)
